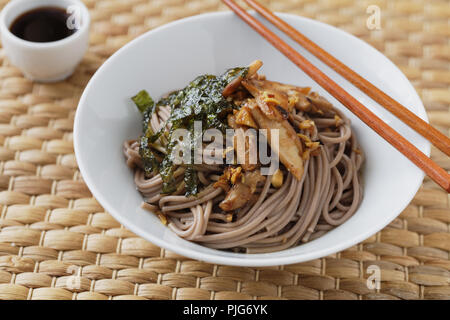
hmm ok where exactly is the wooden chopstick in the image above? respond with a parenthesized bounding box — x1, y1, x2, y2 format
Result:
(222, 0, 450, 192)
(242, 0, 450, 157)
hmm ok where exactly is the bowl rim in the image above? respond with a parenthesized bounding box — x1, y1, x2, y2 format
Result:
(74, 11, 429, 266)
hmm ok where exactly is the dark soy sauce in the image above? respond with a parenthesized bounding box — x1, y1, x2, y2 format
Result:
(10, 6, 76, 43)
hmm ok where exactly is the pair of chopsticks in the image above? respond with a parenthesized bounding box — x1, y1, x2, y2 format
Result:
(222, 0, 450, 193)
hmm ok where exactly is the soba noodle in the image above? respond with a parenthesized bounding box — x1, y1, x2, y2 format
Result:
(123, 91, 364, 253)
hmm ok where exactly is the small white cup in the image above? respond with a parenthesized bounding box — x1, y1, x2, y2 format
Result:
(0, 0, 90, 82)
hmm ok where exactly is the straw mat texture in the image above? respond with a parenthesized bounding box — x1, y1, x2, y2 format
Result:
(0, 0, 448, 300)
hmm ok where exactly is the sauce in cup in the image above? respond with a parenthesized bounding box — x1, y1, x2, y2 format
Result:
(10, 6, 76, 43)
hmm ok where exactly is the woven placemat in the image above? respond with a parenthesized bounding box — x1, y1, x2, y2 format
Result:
(0, 0, 448, 300)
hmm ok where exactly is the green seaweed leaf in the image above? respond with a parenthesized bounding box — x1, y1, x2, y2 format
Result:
(134, 66, 249, 196)
(132, 90, 154, 114)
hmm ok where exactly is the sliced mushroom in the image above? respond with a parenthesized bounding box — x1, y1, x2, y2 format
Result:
(222, 60, 263, 97)
(227, 111, 258, 171)
(219, 170, 266, 212)
(247, 100, 304, 180)
(235, 105, 258, 129)
(306, 91, 334, 113)
(242, 79, 290, 114)
(242, 79, 313, 116)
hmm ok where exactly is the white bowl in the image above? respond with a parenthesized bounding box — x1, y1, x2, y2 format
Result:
(74, 12, 429, 266)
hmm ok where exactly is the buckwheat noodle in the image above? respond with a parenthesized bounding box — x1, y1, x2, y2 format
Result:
(123, 100, 364, 253)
